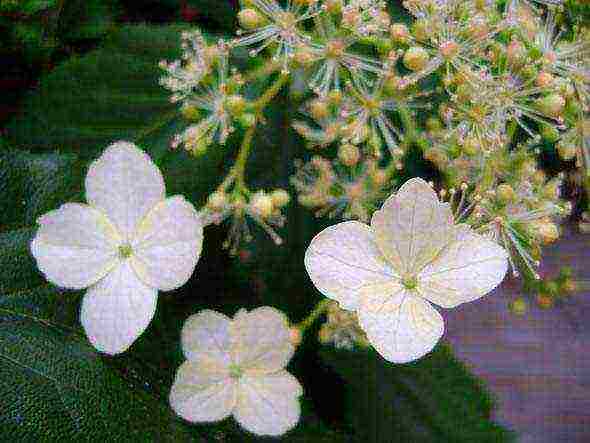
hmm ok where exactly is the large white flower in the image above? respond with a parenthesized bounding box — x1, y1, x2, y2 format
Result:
(31, 141, 203, 355)
(170, 307, 302, 437)
(305, 177, 509, 363)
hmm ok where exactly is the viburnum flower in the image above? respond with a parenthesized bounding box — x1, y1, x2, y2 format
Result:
(305, 177, 509, 363)
(30, 141, 203, 355)
(170, 307, 302, 437)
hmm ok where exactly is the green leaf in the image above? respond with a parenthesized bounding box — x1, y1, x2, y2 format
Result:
(320, 345, 516, 443)
(60, 0, 119, 40)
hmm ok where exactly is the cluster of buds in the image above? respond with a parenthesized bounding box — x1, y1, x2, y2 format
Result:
(159, 0, 589, 270)
(318, 300, 369, 350)
(201, 180, 291, 254)
(291, 155, 393, 222)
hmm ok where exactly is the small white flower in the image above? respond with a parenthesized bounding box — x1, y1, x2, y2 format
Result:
(31, 141, 203, 355)
(305, 177, 508, 363)
(170, 307, 302, 437)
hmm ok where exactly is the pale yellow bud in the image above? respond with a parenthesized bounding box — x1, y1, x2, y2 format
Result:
(496, 184, 515, 203)
(309, 99, 330, 120)
(338, 143, 361, 167)
(403, 46, 430, 72)
(249, 192, 274, 219)
(238, 8, 264, 29)
(390, 23, 410, 43)
(270, 189, 290, 208)
(207, 191, 227, 211)
(225, 95, 247, 116)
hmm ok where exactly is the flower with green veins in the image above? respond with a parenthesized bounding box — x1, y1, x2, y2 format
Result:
(304, 177, 509, 363)
(170, 307, 302, 437)
(30, 141, 203, 355)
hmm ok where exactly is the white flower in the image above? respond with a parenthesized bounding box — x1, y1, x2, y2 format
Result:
(169, 307, 302, 437)
(304, 177, 508, 363)
(30, 141, 203, 355)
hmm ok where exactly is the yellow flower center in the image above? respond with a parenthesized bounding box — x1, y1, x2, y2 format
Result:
(229, 364, 243, 379)
(402, 275, 418, 290)
(118, 243, 133, 259)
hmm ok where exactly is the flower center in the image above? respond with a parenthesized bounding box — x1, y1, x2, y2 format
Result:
(402, 275, 418, 290)
(325, 39, 346, 59)
(229, 363, 243, 379)
(118, 243, 134, 259)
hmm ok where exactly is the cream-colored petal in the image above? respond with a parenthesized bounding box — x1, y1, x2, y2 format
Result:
(230, 307, 294, 373)
(358, 288, 444, 363)
(418, 228, 508, 308)
(169, 360, 236, 423)
(234, 371, 302, 437)
(85, 141, 165, 238)
(30, 203, 120, 289)
(181, 310, 232, 367)
(80, 261, 157, 355)
(371, 178, 455, 275)
(131, 196, 203, 291)
(304, 221, 397, 311)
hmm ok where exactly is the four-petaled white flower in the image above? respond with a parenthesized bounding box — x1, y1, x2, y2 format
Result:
(170, 307, 302, 437)
(31, 141, 203, 355)
(305, 177, 509, 363)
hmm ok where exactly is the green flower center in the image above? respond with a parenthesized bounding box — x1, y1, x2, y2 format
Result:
(118, 243, 133, 259)
(402, 275, 418, 290)
(229, 364, 243, 379)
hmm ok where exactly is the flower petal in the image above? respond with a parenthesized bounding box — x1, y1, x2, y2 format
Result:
(231, 307, 294, 373)
(85, 141, 165, 238)
(304, 221, 396, 310)
(371, 178, 455, 275)
(130, 196, 203, 291)
(169, 360, 236, 423)
(80, 261, 157, 355)
(181, 310, 232, 367)
(30, 203, 120, 289)
(234, 371, 302, 437)
(358, 288, 444, 363)
(418, 228, 508, 308)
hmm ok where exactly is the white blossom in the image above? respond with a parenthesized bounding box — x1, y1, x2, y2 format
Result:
(31, 141, 203, 355)
(304, 177, 508, 363)
(170, 307, 302, 437)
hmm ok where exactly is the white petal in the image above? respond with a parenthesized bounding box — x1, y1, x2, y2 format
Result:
(371, 178, 456, 275)
(85, 141, 165, 238)
(231, 307, 294, 373)
(357, 288, 444, 363)
(304, 221, 396, 311)
(80, 261, 157, 355)
(30, 203, 120, 289)
(181, 310, 232, 367)
(234, 371, 302, 436)
(169, 360, 236, 423)
(131, 196, 203, 291)
(418, 228, 509, 308)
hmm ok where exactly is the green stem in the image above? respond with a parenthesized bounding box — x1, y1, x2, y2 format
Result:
(295, 298, 331, 335)
(399, 105, 417, 141)
(233, 73, 290, 189)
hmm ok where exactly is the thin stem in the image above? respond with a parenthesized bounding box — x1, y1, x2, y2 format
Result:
(233, 73, 290, 189)
(295, 298, 331, 335)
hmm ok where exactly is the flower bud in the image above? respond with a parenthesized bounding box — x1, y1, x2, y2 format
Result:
(270, 189, 290, 208)
(293, 46, 315, 66)
(507, 39, 527, 66)
(557, 141, 577, 161)
(207, 191, 227, 211)
(238, 8, 263, 29)
(180, 104, 201, 121)
(412, 19, 429, 42)
(537, 94, 565, 118)
(536, 293, 554, 309)
(324, 0, 342, 14)
(541, 125, 559, 143)
(439, 40, 459, 60)
(403, 46, 429, 72)
(509, 297, 528, 315)
(532, 170, 546, 185)
(309, 99, 330, 120)
(390, 23, 410, 43)
(289, 327, 302, 346)
(249, 191, 274, 219)
(496, 183, 515, 203)
(225, 95, 247, 116)
(561, 279, 576, 294)
(536, 221, 559, 245)
(535, 71, 554, 88)
(462, 137, 480, 156)
(338, 143, 361, 167)
(542, 181, 560, 200)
